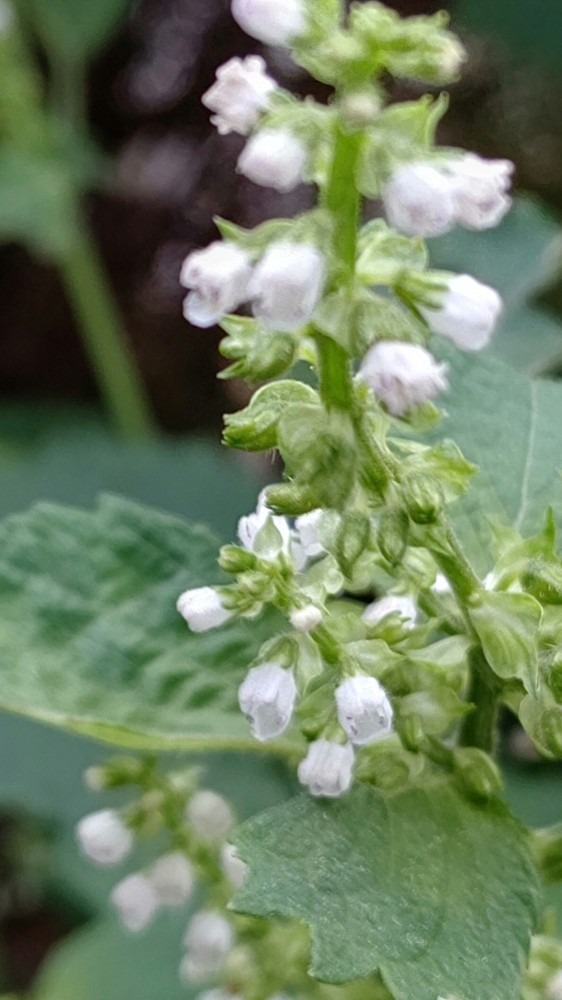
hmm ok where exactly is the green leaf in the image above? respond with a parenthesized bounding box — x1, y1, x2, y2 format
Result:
(233, 780, 539, 999)
(19, 0, 130, 60)
(0, 146, 77, 256)
(431, 348, 562, 572)
(0, 494, 294, 753)
(468, 591, 542, 692)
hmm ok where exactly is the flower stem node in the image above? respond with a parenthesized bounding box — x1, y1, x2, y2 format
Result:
(231, 0, 305, 46)
(362, 594, 417, 629)
(290, 604, 323, 633)
(359, 340, 448, 416)
(248, 242, 325, 332)
(336, 676, 394, 746)
(186, 790, 235, 842)
(180, 242, 252, 329)
(238, 129, 308, 192)
(111, 873, 160, 933)
(182, 910, 234, 981)
(202, 56, 277, 136)
(149, 852, 195, 907)
(419, 273, 503, 352)
(176, 586, 232, 633)
(75, 809, 133, 866)
(238, 662, 298, 741)
(298, 739, 355, 797)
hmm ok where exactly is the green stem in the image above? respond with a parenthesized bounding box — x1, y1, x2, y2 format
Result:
(51, 52, 87, 127)
(459, 647, 500, 752)
(59, 214, 156, 440)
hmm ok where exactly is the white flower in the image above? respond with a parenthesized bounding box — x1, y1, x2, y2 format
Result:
(182, 910, 234, 980)
(180, 242, 252, 328)
(238, 492, 291, 556)
(290, 605, 322, 632)
(448, 153, 514, 230)
(111, 873, 160, 933)
(75, 809, 133, 866)
(294, 509, 325, 559)
(335, 676, 393, 746)
(547, 970, 562, 1000)
(419, 273, 503, 352)
(298, 740, 354, 797)
(237, 129, 307, 192)
(149, 852, 195, 907)
(362, 594, 417, 628)
(231, 0, 305, 46)
(176, 586, 232, 633)
(202, 56, 277, 136)
(382, 162, 456, 238)
(249, 242, 325, 332)
(432, 572, 452, 595)
(360, 341, 448, 416)
(221, 843, 248, 889)
(186, 790, 235, 842)
(239, 662, 297, 741)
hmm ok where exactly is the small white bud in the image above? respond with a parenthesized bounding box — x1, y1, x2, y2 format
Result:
(176, 586, 232, 633)
(182, 910, 234, 980)
(186, 790, 235, 842)
(547, 971, 562, 1000)
(238, 492, 291, 556)
(432, 572, 452, 595)
(335, 676, 393, 746)
(448, 153, 514, 230)
(238, 128, 307, 192)
(238, 662, 297, 741)
(362, 594, 417, 628)
(83, 765, 107, 792)
(75, 809, 133, 866)
(221, 843, 248, 889)
(249, 242, 325, 332)
(298, 740, 354, 798)
(180, 242, 252, 328)
(360, 341, 448, 416)
(149, 852, 195, 907)
(231, 0, 305, 46)
(290, 605, 323, 632)
(111, 873, 160, 933)
(202, 56, 277, 136)
(382, 162, 456, 238)
(419, 273, 503, 352)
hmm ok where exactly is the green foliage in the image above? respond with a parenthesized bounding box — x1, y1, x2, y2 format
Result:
(451, 0, 562, 68)
(17, 0, 131, 60)
(233, 780, 539, 999)
(468, 591, 542, 691)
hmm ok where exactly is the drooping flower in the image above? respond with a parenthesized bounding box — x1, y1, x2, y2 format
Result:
(248, 242, 325, 332)
(149, 852, 195, 907)
(182, 910, 234, 981)
(76, 809, 133, 866)
(202, 56, 277, 136)
(289, 604, 323, 632)
(419, 273, 503, 351)
(238, 128, 307, 192)
(382, 162, 456, 238)
(111, 873, 160, 932)
(359, 341, 448, 416)
(238, 662, 298, 741)
(335, 675, 394, 746)
(176, 586, 232, 633)
(231, 0, 305, 46)
(238, 492, 292, 557)
(186, 790, 235, 842)
(447, 153, 514, 230)
(180, 242, 252, 328)
(298, 739, 354, 797)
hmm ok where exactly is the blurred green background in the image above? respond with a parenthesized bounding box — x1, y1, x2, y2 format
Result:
(0, 0, 561, 995)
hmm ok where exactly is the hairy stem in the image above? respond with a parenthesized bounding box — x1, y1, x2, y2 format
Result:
(459, 647, 500, 752)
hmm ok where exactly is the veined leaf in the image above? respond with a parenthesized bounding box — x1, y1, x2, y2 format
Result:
(233, 781, 540, 1000)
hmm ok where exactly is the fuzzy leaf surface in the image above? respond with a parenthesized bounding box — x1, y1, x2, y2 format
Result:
(0, 495, 290, 752)
(233, 781, 539, 1000)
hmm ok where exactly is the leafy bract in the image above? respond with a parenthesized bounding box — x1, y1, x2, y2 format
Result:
(233, 781, 539, 1000)
(0, 495, 293, 752)
(433, 348, 562, 571)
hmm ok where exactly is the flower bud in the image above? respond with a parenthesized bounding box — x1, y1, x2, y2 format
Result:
(377, 506, 409, 566)
(111, 873, 160, 932)
(419, 274, 503, 352)
(202, 56, 277, 136)
(362, 594, 417, 629)
(180, 242, 252, 329)
(289, 605, 323, 632)
(238, 662, 297, 741)
(448, 153, 514, 230)
(359, 340, 448, 416)
(298, 740, 354, 797)
(248, 242, 325, 332)
(522, 559, 562, 605)
(453, 747, 503, 801)
(382, 162, 456, 238)
(237, 129, 307, 192)
(182, 910, 234, 980)
(149, 852, 195, 907)
(176, 586, 232, 633)
(186, 790, 235, 842)
(221, 843, 248, 889)
(76, 809, 133, 866)
(401, 473, 443, 524)
(264, 482, 318, 516)
(231, 0, 305, 46)
(336, 510, 371, 577)
(336, 676, 393, 746)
